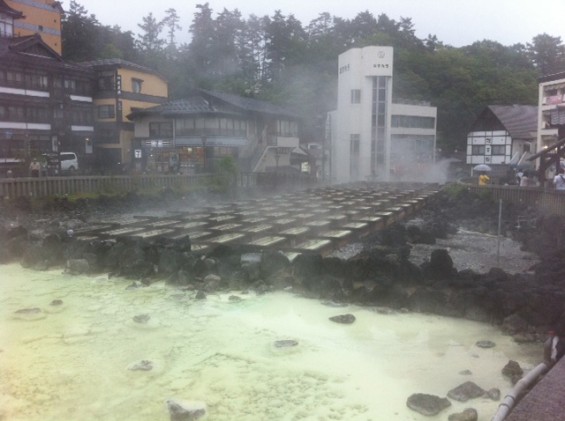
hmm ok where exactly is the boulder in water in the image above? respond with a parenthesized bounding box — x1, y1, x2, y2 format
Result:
(447, 381, 486, 402)
(406, 393, 451, 416)
(475, 340, 495, 349)
(274, 339, 298, 348)
(329, 314, 356, 324)
(448, 407, 478, 421)
(166, 399, 207, 421)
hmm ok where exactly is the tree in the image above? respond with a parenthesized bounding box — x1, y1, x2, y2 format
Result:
(62, 0, 100, 60)
(527, 34, 565, 76)
(137, 12, 166, 54)
(162, 8, 182, 47)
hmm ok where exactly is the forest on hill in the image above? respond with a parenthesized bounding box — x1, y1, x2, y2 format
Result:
(61, 1, 565, 154)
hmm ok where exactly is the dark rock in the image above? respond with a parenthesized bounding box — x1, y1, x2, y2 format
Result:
(274, 339, 298, 348)
(166, 399, 207, 421)
(501, 313, 530, 335)
(66, 258, 90, 275)
(125, 281, 144, 290)
(329, 314, 356, 324)
(448, 408, 478, 421)
(406, 393, 451, 416)
(424, 248, 456, 280)
(50, 299, 63, 306)
(195, 290, 206, 300)
(475, 340, 496, 349)
(502, 360, 523, 383)
(459, 369, 472, 375)
(447, 381, 486, 402)
(486, 388, 501, 401)
(14, 307, 41, 314)
(203, 273, 223, 291)
(261, 250, 291, 280)
(128, 360, 153, 371)
(133, 314, 151, 324)
(228, 295, 242, 302)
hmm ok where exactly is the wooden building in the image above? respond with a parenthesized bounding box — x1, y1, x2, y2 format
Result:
(80, 59, 169, 171)
(0, 34, 94, 174)
(129, 90, 302, 174)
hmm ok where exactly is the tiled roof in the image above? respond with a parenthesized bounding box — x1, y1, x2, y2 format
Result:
(0, 0, 23, 18)
(201, 90, 299, 118)
(130, 90, 299, 120)
(79, 58, 164, 78)
(129, 96, 239, 118)
(488, 105, 538, 140)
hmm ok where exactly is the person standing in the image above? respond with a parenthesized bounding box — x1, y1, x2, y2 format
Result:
(29, 158, 41, 177)
(544, 329, 565, 365)
(478, 172, 490, 186)
(553, 168, 565, 191)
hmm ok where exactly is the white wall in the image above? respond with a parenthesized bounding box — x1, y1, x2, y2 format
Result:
(332, 46, 394, 183)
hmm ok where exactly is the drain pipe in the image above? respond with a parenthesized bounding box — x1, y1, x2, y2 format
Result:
(491, 362, 549, 421)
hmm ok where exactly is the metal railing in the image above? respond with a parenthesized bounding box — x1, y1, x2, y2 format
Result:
(0, 172, 316, 199)
(467, 184, 565, 216)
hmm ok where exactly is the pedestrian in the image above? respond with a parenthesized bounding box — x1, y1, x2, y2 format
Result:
(553, 168, 565, 191)
(544, 328, 565, 365)
(29, 158, 41, 177)
(478, 171, 490, 186)
(520, 170, 530, 187)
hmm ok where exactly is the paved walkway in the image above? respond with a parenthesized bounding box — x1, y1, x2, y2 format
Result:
(506, 357, 565, 420)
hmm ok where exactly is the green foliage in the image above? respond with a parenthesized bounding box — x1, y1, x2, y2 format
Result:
(207, 156, 239, 193)
(63, 2, 560, 151)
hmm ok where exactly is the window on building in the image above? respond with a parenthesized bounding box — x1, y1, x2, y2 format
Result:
(0, 105, 5, 119)
(471, 145, 485, 155)
(71, 109, 91, 125)
(391, 115, 435, 128)
(26, 107, 49, 123)
(7, 106, 25, 121)
(350, 134, 360, 179)
(98, 75, 115, 91)
(491, 145, 506, 155)
(131, 78, 143, 93)
(26, 74, 49, 90)
(0, 13, 14, 38)
(149, 121, 173, 138)
(277, 119, 297, 137)
(64, 79, 76, 92)
(6, 71, 23, 85)
(351, 89, 361, 104)
(97, 105, 115, 119)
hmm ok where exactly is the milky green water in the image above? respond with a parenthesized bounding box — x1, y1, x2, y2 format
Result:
(0, 263, 540, 421)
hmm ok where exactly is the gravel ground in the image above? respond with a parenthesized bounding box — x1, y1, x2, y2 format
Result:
(408, 228, 539, 274)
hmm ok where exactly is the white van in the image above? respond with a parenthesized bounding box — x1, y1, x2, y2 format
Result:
(59, 152, 78, 173)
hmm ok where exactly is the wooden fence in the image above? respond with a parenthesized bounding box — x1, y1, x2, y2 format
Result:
(467, 184, 565, 217)
(0, 172, 316, 199)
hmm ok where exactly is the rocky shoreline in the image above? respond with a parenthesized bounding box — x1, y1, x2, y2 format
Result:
(2, 187, 564, 340)
(3, 186, 565, 420)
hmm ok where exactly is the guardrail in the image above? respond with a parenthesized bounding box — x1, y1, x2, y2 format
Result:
(0, 172, 316, 199)
(467, 184, 565, 216)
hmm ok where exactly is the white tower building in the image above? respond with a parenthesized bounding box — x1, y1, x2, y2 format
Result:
(331, 46, 394, 183)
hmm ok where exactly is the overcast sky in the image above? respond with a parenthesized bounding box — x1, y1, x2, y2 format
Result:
(63, 0, 564, 48)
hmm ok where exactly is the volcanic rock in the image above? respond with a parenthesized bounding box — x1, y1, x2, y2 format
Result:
(448, 407, 478, 421)
(329, 313, 356, 324)
(447, 381, 486, 402)
(406, 393, 451, 416)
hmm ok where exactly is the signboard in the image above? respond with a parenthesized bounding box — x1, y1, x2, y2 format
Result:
(134, 149, 142, 158)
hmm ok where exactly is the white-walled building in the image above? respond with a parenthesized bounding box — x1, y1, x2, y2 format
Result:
(328, 46, 436, 183)
(466, 105, 537, 169)
(537, 71, 565, 150)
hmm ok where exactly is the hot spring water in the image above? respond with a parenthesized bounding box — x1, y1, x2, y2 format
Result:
(0, 263, 540, 421)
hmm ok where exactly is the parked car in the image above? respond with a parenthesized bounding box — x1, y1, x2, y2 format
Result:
(40, 152, 79, 175)
(59, 152, 78, 174)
